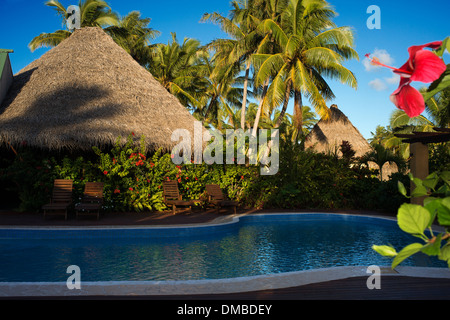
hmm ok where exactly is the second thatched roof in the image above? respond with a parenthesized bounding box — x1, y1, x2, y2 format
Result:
(0, 27, 201, 151)
(305, 105, 399, 180)
(304, 105, 372, 157)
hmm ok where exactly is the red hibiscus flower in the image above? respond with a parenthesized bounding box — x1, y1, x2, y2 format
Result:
(365, 41, 446, 118)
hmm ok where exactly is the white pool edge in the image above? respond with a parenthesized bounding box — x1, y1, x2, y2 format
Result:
(1, 266, 449, 297)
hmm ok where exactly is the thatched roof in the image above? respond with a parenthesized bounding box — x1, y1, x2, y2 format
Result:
(0, 27, 200, 151)
(304, 105, 372, 157)
(304, 105, 399, 180)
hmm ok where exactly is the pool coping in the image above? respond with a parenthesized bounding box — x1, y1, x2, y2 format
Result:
(1, 266, 449, 297)
(0, 212, 398, 230)
(0, 212, 449, 297)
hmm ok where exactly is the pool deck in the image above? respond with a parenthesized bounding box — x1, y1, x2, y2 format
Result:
(1, 208, 450, 300)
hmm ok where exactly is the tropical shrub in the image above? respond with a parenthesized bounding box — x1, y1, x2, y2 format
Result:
(93, 136, 173, 212)
(0, 134, 410, 214)
(373, 171, 450, 269)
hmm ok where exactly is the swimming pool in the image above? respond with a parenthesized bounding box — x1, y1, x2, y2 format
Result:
(0, 213, 447, 283)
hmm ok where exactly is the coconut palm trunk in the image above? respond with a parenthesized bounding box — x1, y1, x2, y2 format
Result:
(251, 79, 269, 137)
(275, 80, 292, 128)
(293, 90, 303, 141)
(241, 60, 251, 130)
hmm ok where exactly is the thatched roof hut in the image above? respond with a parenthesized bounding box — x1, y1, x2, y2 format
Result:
(0, 27, 200, 152)
(304, 104, 398, 180)
(304, 105, 372, 157)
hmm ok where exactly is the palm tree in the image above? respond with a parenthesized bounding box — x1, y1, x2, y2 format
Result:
(148, 33, 206, 111)
(106, 11, 160, 66)
(260, 106, 317, 144)
(198, 52, 245, 128)
(360, 144, 405, 181)
(29, 0, 119, 51)
(248, 0, 289, 137)
(202, 1, 261, 130)
(204, 0, 289, 133)
(252, 0, 358, 136)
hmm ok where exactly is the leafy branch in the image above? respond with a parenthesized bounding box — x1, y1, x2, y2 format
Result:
(373, 171, 450, 269)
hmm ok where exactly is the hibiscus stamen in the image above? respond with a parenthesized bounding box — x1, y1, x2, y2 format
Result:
(365, 54, 413, 75)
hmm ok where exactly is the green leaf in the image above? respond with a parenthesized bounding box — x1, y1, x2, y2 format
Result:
(435, 37, 449, 57)
(411, 184, 429, 198)
(373, 245, 397, 257)
(421, 234, 442, 256)
(424, 197, 440, 227)
(392, 243, 424, 269)
(439, 244, 450, 266)
(436, 184, 450, 197)
(397, 204, 431, 237)
(422, 172, 439, 191)
(437, 197, 450, 226)
(422, 65, 450, 102)
(398, 181, 408, 198)
(410, 175, 429, 198)
(440, 171, 450, 185)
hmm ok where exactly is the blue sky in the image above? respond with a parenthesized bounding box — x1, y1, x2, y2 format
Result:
(0, 0, 449, 139)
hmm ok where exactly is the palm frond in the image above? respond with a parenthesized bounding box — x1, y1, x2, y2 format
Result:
(253, 53, 284, 86)
(45, 0, 67, 23)
(28, 30, 71, 52)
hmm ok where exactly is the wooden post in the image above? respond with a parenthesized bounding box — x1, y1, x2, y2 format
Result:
(410, 142, 429, 205)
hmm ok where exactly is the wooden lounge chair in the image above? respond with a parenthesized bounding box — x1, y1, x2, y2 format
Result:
(205, 184, 238, 214)
(75, 182, 104, 220)
(163, 180, 195, 215)
(42, 179, 73, 220)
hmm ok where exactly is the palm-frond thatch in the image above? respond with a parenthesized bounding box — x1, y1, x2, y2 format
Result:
(0, 27, 201, 152)
(304, 105, 372, 157)
(304, 105, 399, 180)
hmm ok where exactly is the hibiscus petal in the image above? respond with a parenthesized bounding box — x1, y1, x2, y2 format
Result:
(411, 50, 447, 83)
(390, 84, 425, 118)
(392, 77, 411, 95)
(408, 41, 443, 59)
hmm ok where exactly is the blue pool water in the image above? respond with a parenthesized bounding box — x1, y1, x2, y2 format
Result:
(0, 214, 447, 282)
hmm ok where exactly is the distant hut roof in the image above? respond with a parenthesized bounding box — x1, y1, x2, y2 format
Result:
(304, 104, 371, 157)
(0, 27, 200, 151)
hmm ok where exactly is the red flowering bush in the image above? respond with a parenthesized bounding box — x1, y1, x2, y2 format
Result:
(93, 135, 175, 212)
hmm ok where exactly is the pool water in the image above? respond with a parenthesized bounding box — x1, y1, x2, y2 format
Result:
(0, 214, 447, 282)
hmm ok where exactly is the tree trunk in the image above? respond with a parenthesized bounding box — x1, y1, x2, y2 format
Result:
(251, 79, 269, 137)
(275, 80, 292, 129)
(293, 90, 303, 141)
(202, 95, 216, 125)
(248, 79, 269, 165)
(241, 60, 251, 130)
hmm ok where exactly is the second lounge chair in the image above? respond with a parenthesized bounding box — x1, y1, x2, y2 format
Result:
(205, 184, 238, 214)
(75, 182, 104, 220)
